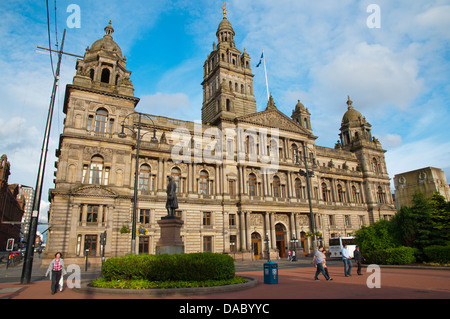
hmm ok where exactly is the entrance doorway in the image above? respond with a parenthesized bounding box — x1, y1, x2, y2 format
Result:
(251, 232, 261, 260)
(275, 223, 287, 258)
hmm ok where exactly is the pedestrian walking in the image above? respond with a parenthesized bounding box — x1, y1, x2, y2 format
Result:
(322, 248, 332, 279)
(341, 244, 352, 277)
(292, 250, 296, 262)
(312, 246, 332, 281)
(288, 250, 291, 261)
(354, 245, 366, 275)
(45, 252, 67, 295)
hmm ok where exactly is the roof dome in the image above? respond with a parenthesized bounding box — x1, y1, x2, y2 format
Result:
(295, 100, 305, 112)
(342, 96, 363, 126)
(217, 17, 234, 33)
(89, 21, 122, 57)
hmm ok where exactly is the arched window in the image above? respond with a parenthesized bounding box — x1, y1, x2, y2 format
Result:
(352, 185, 359, 203)
(138, 164, 151, 190)
(321, 183, 328, 202)
(199, 170, 209, 195)
(226, 99, 231, 112)
(101, 68, 110, 83)
(337, 184, 344, 202)
(372, 157, 379, 173)
(291, 144, 298, 162)
(377, 186, 385, 204)
(94, 108, 108, 133)
(245, 135, 255, 154)
(171, 167, 181, 193)
(248, 173, 256, 196)
(89, 155, 105, 185)
(273, 176, 280, 197)
(295, 178, 302, 199)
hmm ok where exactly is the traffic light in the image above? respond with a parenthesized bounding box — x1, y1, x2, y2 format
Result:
(6, 238, 14, 251)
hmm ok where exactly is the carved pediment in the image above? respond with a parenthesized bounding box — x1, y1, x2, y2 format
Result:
(70, 185, 118, 198)
(236, 109, 314, 137)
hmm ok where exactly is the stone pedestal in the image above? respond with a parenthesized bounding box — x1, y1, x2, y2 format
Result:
(155, 217, 184, 255)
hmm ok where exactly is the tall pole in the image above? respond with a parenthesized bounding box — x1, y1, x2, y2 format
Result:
(302, 142, 317, 254)
(262, 49, 270, 101)
(131, 113, 142, 255)
(21, 30, 66, 284)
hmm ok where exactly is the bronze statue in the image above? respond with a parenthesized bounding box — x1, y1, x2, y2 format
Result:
(165, 176, 178, 217)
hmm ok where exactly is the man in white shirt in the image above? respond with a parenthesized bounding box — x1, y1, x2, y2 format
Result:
(341, 244, 352, 277)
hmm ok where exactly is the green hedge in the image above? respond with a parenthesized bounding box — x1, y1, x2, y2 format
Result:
(101, 253, 235, 282)
(423, 245, 450, 264)
(366, 246, 416, 265)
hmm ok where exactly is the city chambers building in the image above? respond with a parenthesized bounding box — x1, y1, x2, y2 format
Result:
(44, 12, 396, 266)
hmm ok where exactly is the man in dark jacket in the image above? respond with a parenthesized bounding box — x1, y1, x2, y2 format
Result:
(354, 245, 366, 275)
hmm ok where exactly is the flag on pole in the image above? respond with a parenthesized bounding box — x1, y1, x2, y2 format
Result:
(256, 52, 264, 67)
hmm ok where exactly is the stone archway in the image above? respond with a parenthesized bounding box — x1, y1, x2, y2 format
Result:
(251, 232, 261, 260)
(275, 223, 287, 258)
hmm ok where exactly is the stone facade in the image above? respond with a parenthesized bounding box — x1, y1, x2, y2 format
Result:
(394, 167, 450, 209)
(44, 14, 396, 267)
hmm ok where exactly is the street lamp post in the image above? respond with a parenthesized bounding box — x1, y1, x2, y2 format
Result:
(297, 142, 317, 254)
(119, 112, 157, 254)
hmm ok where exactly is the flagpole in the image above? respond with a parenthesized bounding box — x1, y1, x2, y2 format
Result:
(262, 49, 269, 101)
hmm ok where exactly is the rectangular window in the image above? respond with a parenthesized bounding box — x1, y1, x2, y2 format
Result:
(329, 215, 335, 226)
(139, 236, 149, 254)
(229, 180, 235, 195)
(203, 212, 211, 226)
(229, 214, 236, 227)
(140, 209, 150, 225)
(203, 236, 212, 252)
(86, 205, 99, 223)
(345, 215, 352, 226)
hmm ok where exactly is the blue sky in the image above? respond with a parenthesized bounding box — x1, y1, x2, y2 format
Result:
(1, 0, 449, 231)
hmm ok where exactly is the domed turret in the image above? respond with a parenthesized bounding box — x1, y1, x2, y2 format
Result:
(342, 96, 364, 127)
(339, 96, 375, 150)
(72, 21, 134, 96)
(216, 3, 235, 47)
(89, 21, 123, 58)
(291, 99, 312, 131)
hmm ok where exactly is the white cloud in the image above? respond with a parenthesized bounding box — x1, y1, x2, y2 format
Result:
(379, 134, 402, 148)
(138, 92, 194, 119)
(312, 42, 424, 112)
(385, 137, 450, 179)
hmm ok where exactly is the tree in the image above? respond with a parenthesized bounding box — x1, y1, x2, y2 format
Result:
(429, 192, 450, 245)
(355, 219, 398, 253)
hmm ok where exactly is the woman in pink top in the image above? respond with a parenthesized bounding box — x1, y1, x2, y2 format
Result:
(45, 252, 66, 294)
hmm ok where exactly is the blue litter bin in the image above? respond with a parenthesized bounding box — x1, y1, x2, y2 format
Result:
(264, 261, 278, 284)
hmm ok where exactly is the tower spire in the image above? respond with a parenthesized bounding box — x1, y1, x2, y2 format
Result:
(222, 2, 227, 19)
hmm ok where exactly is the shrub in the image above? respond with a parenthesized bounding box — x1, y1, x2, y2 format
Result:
(101, 253, 235, 282)
(423, 245, 450, 264)
(365, 246, 416, 265)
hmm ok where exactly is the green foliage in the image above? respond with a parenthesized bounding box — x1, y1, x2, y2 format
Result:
(91, 276, 247, 289)
(365, 246, 416, 265)
(355, 220, 398, 253)
(355, 191, 450, 265)
(423, 245, 450, 264)
(101, 253, 235, 282)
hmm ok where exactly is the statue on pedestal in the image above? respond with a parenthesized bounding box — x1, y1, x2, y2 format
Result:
(165, 176, 178, 218)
